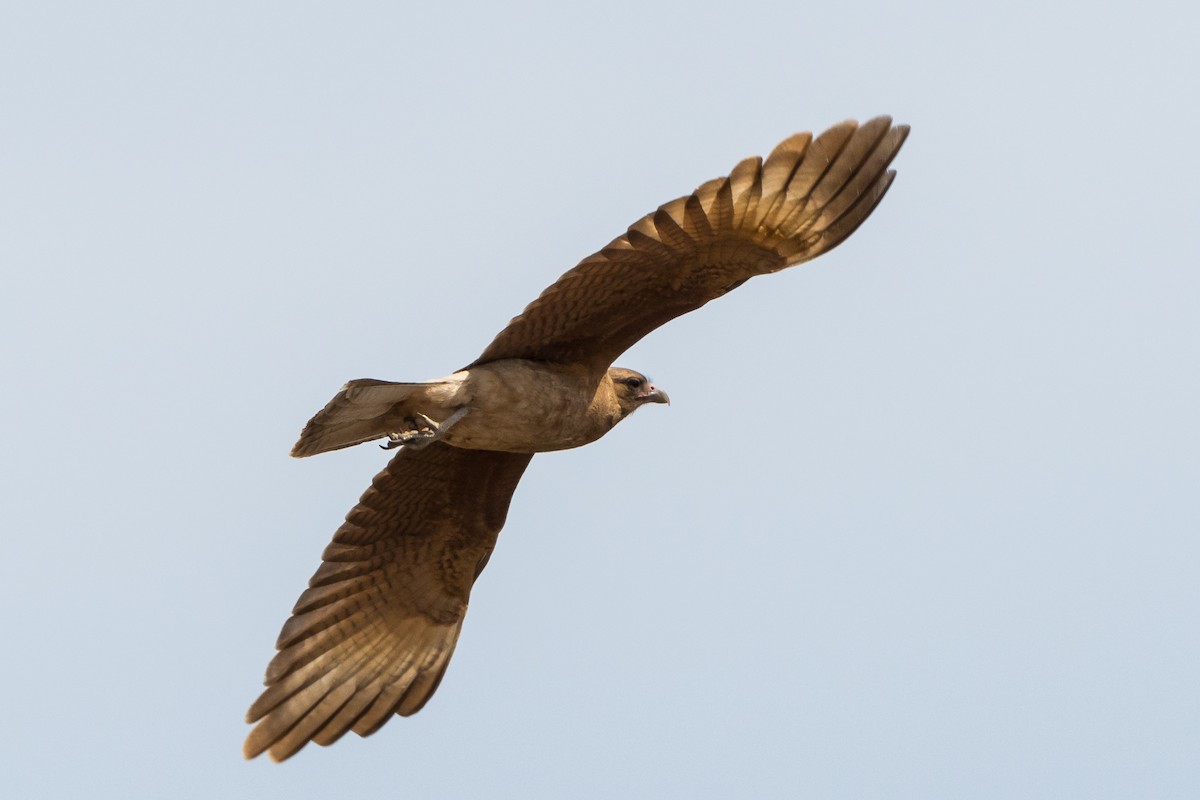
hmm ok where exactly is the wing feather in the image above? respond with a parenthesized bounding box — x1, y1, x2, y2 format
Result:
(728, 156, 763, 229)
(244, 443, 532, 761)
(472, 117, 908, 372)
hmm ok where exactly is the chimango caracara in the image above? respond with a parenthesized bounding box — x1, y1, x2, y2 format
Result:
(246, 117, 909, 761)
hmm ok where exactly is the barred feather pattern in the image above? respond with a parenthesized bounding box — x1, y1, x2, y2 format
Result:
(244, 443, 532, 761)
(473, 117, 909, 373)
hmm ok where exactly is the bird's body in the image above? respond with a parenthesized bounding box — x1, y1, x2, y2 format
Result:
(292, 360, 661, 455)
(246, 117, 909, 761)
(436, 360, 616, 452)
(435, 361, 654, 452)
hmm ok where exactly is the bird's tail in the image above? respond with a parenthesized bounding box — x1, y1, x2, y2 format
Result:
(290, 379, 456, 457)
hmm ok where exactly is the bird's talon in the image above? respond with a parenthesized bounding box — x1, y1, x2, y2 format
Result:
(379, 413, 445, 450)
(413, 413, 439, 430)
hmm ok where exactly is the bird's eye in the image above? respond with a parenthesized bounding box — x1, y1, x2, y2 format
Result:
(623, 377, 642, 389)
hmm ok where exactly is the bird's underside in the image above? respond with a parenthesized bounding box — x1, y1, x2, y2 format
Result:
(246, 117, 909, 761)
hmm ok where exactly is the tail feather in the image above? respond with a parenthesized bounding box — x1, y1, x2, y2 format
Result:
(291, 379, 449, 458)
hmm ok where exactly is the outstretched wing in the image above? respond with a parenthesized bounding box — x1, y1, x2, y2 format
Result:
(472, 117, 908, 374)
(244, 443, 533, 762)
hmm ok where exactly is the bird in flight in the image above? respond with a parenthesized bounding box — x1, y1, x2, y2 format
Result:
(245, 117, 909, 761)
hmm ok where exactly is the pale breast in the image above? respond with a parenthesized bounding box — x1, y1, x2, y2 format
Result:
(440, 360, 616, 453)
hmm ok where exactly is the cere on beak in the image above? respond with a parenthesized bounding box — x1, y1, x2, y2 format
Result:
(641, 384, 670, 405)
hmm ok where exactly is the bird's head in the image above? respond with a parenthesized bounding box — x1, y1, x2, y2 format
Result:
(609, 367, 670, 414)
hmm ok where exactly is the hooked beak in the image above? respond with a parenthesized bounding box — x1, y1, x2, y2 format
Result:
(640, 384, 670, 406)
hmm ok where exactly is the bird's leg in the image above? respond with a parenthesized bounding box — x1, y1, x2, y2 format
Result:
(380, 407, 470, 451)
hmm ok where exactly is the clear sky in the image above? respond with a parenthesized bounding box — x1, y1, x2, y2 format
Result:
(3, 1, 1198, 798)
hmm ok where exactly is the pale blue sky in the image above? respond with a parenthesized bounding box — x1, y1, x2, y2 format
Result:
(3, 1, 1198, 798)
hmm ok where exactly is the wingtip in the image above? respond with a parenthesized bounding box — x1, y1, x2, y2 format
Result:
(242, 731, 265, 761)
(242, 719, 307, 763)
(858, 116, 910, 144)
(266, 744, 295, 763)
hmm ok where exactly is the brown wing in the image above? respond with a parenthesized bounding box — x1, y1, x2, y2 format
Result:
(244, 442, 533, 762)
(472, 117, 909, 374)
